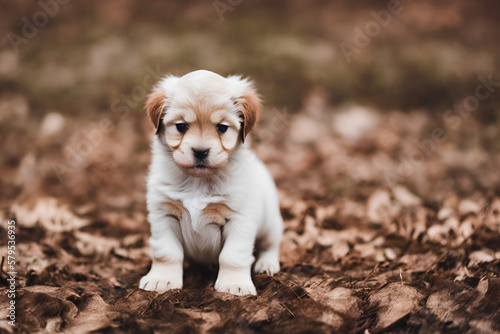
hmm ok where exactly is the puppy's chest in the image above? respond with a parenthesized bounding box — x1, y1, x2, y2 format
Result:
(167, 193, 233, 263)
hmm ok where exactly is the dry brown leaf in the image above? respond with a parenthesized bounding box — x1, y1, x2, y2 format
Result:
(12, 197, 89, 232)
(393, 186, 422, 207)
(369, 283, 422, 330)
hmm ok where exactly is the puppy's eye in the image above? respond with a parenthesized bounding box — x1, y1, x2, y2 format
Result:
(176, 123, 189, 134)
(216, 124, 228, 134)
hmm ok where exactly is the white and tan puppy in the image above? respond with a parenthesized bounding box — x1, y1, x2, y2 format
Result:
(139, 70, 283, 296)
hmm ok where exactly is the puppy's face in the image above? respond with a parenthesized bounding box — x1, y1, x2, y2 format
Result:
(145, 70, 260, 177)
(164, 94, 241, 177)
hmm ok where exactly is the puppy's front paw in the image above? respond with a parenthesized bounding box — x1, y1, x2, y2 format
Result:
(215, 278, 257, 296)
(254, 252, 280, 275)
(139, 267, 182, 293)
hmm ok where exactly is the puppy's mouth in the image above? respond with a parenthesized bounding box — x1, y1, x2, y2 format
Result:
(182, 163, 217, 177)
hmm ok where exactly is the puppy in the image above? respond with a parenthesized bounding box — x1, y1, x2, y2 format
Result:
(139, 70, 283, 295)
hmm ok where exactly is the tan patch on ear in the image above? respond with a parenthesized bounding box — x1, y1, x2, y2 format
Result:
(239, 91, 261, 142)
(145, 88, 166, 134)
(201, 203, 234, 226)
(161, 198, 185, 221)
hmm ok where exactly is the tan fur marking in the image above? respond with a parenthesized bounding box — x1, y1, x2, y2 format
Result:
(218, 135, 230, 152)
(186, 99, 225, 124)
(186, 101, 229, 149)
(168, 141, 181, 150)
(152, 257, 170, 264)
(239, 91, 261, 142)
(202, 203, 234, 226)
(145, 88, 167, 134)
(161, 198, 185, 221)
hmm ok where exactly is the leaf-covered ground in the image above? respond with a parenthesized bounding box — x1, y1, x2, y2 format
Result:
(1, 1, 500, 333)
(3, 104, 500, 333)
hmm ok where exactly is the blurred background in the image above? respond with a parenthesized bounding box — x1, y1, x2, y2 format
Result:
(1, 1, 500, 332)
(1, 0, 500, 207)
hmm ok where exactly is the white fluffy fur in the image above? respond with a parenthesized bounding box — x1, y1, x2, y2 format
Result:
(139, 70, 283, 296)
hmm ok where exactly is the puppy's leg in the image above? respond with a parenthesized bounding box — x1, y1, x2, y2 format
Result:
(140, 216, 183, 293)
(215, 219, 256, 296)
(254, 204, 283, 276)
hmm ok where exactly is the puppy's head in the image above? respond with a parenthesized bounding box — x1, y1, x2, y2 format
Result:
(145, 70, 260, 177)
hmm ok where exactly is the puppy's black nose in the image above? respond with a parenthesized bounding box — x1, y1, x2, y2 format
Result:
(192, 148, 209, 160)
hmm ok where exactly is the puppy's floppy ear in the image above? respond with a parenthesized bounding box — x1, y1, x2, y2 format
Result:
(237, 87, 261, 143)
(145, 87, 166, 135)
